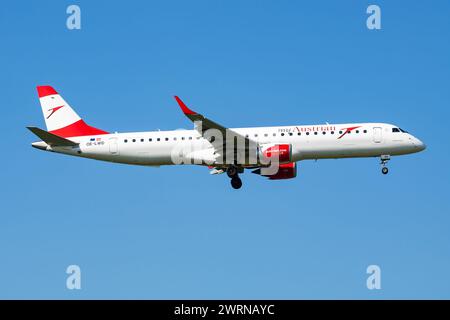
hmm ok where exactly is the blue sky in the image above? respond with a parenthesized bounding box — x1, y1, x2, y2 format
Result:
(1, 0, 449, 299)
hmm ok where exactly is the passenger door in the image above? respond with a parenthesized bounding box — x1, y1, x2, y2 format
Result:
(109, 137, 119, 154)
(373, 127, 382, 143)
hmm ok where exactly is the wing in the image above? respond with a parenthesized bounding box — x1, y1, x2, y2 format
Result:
(174, 96, 257, 166)
(174, 96, 237, 136)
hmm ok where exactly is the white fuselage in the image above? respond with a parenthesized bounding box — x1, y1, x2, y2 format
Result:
(33, 122, 426, 166)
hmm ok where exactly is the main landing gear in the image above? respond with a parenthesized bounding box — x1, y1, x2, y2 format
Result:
(380, 155, 390, 175)
(227, 165, 243, 189)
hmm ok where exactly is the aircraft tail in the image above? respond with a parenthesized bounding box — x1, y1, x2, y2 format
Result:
(36, 85, 108, 138)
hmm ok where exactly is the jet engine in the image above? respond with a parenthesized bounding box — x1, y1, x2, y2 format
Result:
(252, 162, 297, 180)
(258, 144, 292, 165)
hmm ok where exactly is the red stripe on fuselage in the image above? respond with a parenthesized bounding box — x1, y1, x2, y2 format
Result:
(49, 119, 109, 138)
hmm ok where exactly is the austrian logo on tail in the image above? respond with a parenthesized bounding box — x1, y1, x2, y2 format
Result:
(46, 105, 64, 119)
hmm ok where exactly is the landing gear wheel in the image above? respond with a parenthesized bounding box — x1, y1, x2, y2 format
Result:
(231, 177, 242, 189)
(380, 155, 390, 176)
(227, 166, 238, 178)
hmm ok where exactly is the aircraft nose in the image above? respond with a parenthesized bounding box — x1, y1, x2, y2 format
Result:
(413, 138, 426, 151)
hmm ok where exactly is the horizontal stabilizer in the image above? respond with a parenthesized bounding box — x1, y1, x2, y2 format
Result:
(27, 126, 79, 147)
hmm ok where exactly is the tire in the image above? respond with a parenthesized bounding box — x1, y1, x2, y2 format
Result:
(227, 166, 238, 178)
(231, 177, 242, 189)
(382, 167, 389, 175)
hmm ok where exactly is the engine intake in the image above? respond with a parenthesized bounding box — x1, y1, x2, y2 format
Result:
(259, 144, 292, 164)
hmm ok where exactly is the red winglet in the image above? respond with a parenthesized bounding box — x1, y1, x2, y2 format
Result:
(37, 85, 58, 98)
(174, 96, 197, 115)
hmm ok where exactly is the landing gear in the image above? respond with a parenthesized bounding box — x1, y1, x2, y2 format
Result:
(227, 166, 238, 178)
(231, 177, 242, 189)
(380, 155, 390, 175)
(227, 165, 243, 189)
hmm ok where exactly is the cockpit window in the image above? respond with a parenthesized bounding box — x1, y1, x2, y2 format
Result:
(400, 128, 408, 133)
(392, 128, 400, 133)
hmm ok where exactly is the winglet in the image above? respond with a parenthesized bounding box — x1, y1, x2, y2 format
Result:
(174, 96, 197, 115)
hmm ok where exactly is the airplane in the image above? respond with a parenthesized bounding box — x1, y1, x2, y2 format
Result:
(28, 85, 426, 189)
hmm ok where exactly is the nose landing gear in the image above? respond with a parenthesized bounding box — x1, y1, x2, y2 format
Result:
(227, 165, 243, 189)
(380, 155, 390, 175)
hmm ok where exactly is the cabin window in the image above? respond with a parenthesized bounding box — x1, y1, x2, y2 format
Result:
(264, 133, 268, 137)
(289, 132, 293, 136)
(181, 137, 185, 140)
(254, 134, 258, 137)
(331, 131, 334, 134)
(141, 138, 144, 142)
(363, 130, 367, 133)
(157, 138, 160, 141)
(306, 132, 310, 136)
(273, 133, 276, 137)
(165, 138, 169, 141)
(149, 138, 152, 142)
(188, 137, 192, 140)
(173, 137, 177, 141)
(132, 139, 136, 142)
(355, 130, 359, 134)
(339, 131, 343, 134)
(281, 133, 285, 136)
(314, 132, 318, 135)
(124, 139, 128, 143)
(298, 132, 301, 136)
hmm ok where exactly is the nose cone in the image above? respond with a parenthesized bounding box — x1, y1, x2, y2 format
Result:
(413, 138, 426, 151)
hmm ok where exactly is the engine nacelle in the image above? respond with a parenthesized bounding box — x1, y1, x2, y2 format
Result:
(267, 162, 297, 180)
(252, 162, 297, 180)
(259, 144, 292, 165)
